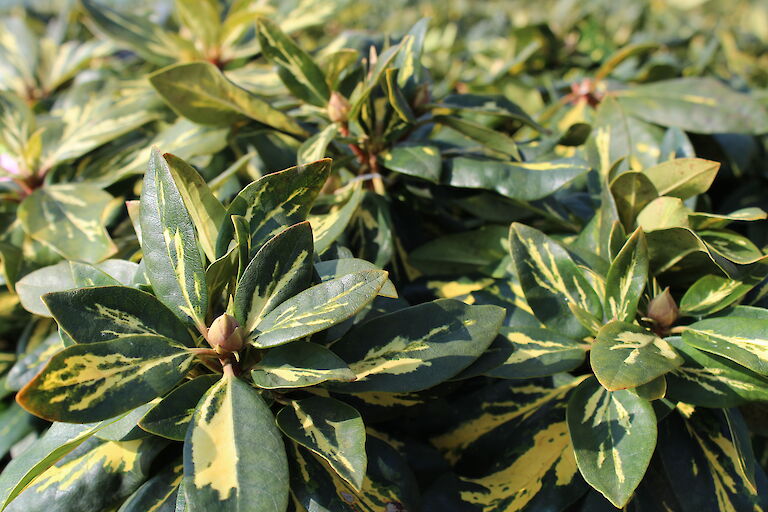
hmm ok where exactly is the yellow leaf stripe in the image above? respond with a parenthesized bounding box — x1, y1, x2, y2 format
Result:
(460, 421, 578, 511)
(432, 378, 586, 463)
(190, 376, 239, 501)
(27, 439, 143, 493)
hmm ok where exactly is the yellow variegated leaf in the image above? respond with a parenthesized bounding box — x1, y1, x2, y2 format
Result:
(184, 375, 288, 512)
(17, 336, 194, 423)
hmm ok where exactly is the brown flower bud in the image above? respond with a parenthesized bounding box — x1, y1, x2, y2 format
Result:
(647, 288, 679, 329)
(328, 92, 350, 123)
(208, 314, 244, 354)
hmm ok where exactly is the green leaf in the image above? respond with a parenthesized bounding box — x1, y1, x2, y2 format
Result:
(175, 0, 221, 49)
(18, 184, 117, 264)
(604, 228, 648, 322)
(481, 326, 588, 379)
(348, 43, 404, 119)
(0, 422, 109, 510)
(309, 184, 364, 255)
(330, 299, 504, 393)
(566, 377, 657, 508)
(6, 333, 63, 392)
(679, 275, 753, 317)
(277, 396, 366, 490)
(15, 262, 75, 316)
(411, 225, 508, 277)
(666, 337, 768, 407)
(447, 157, 589, 201)
(234, 222, 314, 334)
(17, 336, 194, 423)
(5, 436, 164, 512)
(682, 316, 768, 375)
(165, 154, 227, 263)
(289, 436, 419, 512)
(632, 375, 667, 401)
(609, 171, 658, 231)
(0, 404, 42, 460)
(118, 460, 183, 512)
(43, 286, 192, 346)
(184, 375, 288, 512)
(297, 123, 337, 166)
(614, 78, 768, 134)
(659, 407, 768, 511)
(642, 158, 719, 200)
(255, 18, 330, 106)
(591, 321, 683, 391)
(252, 270, 388, 347)
(139, 375, 219, 441)
(220, 159, 330, 258)
(509, 223, 603, 339)
(437, 93, 544, 131)
(140, 148, 208, 329)
(434, 115, 519, 157)
(81, 0, 188, 65)
(251, 341, 354, 389)
(96, 401, 157, 442)
(149, 62, 305, 135)
(315, 258, 398, 298)
(636, 196, 691, 231)
(381, 144, 442, 183)
(430, 378, 587, 510)
(69, 262, 120, 287)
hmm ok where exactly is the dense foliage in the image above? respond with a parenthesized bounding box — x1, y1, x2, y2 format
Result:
(0, 1, 767, 511)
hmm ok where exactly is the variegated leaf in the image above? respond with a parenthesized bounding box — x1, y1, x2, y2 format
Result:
(43, 286, 193, 346)
(604, 228, 648, 322)
(219, 159, 330, 259)
(140, 149, 208, 329)
(6, 332, 62, 392)
(591, 321, 683, 391)
(184, 375, 288, 512)
(315, 258, 398, 298)
(308, 183, 363, 255)
(641, 158, 720, 200)
(289, 437, 418, 512)
(149, 62, 304, 135)
(165, 153, 227, 263)
(447, 157, 590, 201)
(566, 377, 657, 508)
(18, 184, 117, 264)
(330, 299, 504, 393)
(118, 460, 183, 512)
(430, 378, 587, 510)
(679, 275, 753, 317)
(666, 336, 768, 407)
(0, 422, 111, 510)
(234, 222, 314, 333)
(17, 336, 194, 423)
(251, 341, 354, 389)
(682, 316, 768, 375)
(482, 326, 589, 379)
(139, 375, 219, 442)
(277, 397, 366, 490)
(659, 406, 768, 512)
(509, 223, 603, 339)
(256, 18, 330, 107)
(251, 270, 388, 348)
(5, 437, 164, 512)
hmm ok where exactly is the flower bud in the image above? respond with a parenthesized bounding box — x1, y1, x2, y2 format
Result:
(328, 92, 350, 123)
(647, 288, 679, 329)
(208, 314, 244, 353)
